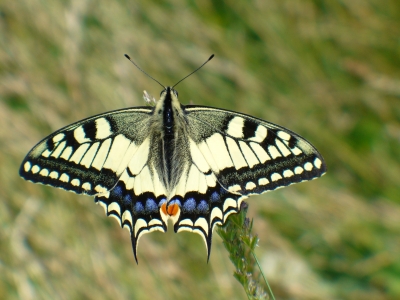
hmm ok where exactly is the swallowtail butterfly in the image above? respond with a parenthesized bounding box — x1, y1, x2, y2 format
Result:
(20, 55, 326, 262)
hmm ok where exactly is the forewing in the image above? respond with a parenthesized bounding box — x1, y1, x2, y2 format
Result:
(185, 105, 326, 195)
(20, 107, 152, 195)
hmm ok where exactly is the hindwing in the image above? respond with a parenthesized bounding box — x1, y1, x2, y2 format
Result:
(95, 162, 168, 262)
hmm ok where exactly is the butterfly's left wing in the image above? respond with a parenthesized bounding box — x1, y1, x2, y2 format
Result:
(19, 107, 169, 262)
(172, 106, 326, 258)
(20, 107, 153, 194)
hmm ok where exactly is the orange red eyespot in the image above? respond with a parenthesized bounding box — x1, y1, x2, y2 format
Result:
(161, 202, 180, 216)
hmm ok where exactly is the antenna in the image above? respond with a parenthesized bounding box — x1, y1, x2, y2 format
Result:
(124, 54, 165, 89)
(172, 54, 214, 88)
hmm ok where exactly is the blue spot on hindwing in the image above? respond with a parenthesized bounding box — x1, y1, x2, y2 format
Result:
(183, 198, 196, 212)
(158, 197, 167, 207)
(210, 191, 220, 202)
(168, 198, 181, 207)
(220, 186, 227, 195)
(134, 202, 144, 214)
(112, 185, 123, 198)
(145, 198, 158, 213)
(197, 200, 209, 213)
(123, 194, 132, 205)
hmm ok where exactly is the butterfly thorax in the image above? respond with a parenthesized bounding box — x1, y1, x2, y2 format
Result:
(149, 87, 190, 195)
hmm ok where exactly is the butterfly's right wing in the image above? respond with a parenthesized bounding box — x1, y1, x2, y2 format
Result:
(170, 105, 326, 258)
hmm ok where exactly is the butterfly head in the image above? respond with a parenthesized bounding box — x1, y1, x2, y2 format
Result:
(158, 87, 180, 108)
(160, 86, 178, 97)
(153, 86, 184, 133)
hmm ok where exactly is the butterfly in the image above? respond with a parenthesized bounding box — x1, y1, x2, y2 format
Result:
(19, 54, 326, 262)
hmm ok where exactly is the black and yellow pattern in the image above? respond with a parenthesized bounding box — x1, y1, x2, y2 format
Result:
(20, 86, 326, 262)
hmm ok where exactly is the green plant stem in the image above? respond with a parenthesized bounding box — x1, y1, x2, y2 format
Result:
(216, 202, 275, 300)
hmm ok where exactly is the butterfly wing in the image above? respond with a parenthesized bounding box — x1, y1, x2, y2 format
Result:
(162, 148, 242, 260)
(172, 106, 326, 257)
(185, 106, 326, 192)
(20, 107, 153, 194)
(19, 107, 168, 261)
(95, 150, 168, 263)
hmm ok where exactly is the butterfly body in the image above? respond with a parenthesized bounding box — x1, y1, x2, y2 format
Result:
(151, 86, 190, 192)
(20, 86, 326, 262)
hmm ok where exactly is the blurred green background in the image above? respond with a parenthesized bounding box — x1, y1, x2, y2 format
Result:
(1, 0, 399, 299)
